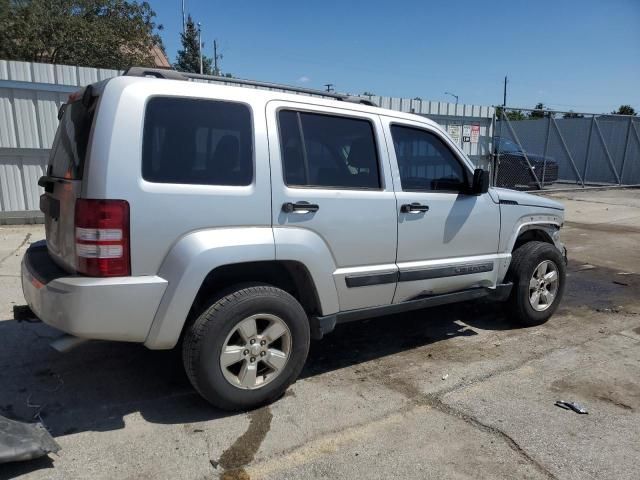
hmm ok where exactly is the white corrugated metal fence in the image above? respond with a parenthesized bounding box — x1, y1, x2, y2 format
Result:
(0, 60, 494, 222)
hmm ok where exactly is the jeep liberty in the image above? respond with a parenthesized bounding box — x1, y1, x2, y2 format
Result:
(22, 68, 567, 410)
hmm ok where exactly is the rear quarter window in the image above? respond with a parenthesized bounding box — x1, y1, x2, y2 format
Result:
(142, 97, 253, 186)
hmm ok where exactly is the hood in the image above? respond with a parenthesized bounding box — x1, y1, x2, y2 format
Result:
(490, 188, 564, 211)
(525, 153, 556, 164)
(502, 151, 556, 164)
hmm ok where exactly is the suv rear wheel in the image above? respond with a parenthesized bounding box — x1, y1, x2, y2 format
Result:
(505, 241, 566, 326)
(182, 284, 310, 411)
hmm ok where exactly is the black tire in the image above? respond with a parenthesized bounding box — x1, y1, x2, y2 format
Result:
(505, 241, 566, 326)
(182, 284, 310, 411)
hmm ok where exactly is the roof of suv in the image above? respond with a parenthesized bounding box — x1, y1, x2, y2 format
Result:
(115, 67, 443, 131)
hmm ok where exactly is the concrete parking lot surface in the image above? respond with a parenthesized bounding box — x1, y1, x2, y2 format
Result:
(1, 189, 639, 480)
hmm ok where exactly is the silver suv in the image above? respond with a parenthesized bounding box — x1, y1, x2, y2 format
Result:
(22, 68, 567, 410)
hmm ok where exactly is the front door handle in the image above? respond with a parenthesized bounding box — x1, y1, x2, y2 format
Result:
(282, 201, 320, 214)
(400, 202, 429, 213)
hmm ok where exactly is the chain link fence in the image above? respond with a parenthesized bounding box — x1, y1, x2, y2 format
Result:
(493, 107, 640, 190)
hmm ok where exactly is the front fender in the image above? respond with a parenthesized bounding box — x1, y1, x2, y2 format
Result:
(503, 214, 563, 253)
(144, 228, 275, 349)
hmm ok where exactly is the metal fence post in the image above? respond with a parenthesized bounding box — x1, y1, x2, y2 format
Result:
(582, 115, 595, 186)
(494, 109, 505, 185)
(540, 113, 552, 188)
(490, 111, 497, 185)
(630, 120, 640, 181)
(619, 116, 633, 183)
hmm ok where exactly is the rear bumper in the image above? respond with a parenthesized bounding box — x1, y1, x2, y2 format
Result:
(21, 241, 168, 342)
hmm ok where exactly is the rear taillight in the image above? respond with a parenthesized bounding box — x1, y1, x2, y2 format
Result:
(75, 199, 130, 277)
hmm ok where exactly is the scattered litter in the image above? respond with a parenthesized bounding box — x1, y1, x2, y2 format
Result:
(598, 328, 606, 334)
(0, 414, 60, 463)
(612, 280, 629, 286)
(441, 374, 449, 380)
(554, 400, 588, 414)
(209, 459, 219, 469)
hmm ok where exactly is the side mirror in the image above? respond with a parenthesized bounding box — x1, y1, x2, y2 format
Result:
(470, 168, 490, 195)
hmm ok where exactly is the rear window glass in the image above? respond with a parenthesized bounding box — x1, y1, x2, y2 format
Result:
(142, 97, 253, 186)
(49, 100, 95, 179)
(278, 110, 381, 189)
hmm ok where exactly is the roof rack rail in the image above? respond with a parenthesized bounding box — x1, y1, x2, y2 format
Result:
(123, 67, 376, 107)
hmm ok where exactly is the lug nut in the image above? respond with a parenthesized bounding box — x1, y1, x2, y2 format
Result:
(250, 357, 256, 363)
(260, 340, 266, 346)
(260, 351, 266, 357)
(243, 349, 249, 355)
(250, 339, 256, 345)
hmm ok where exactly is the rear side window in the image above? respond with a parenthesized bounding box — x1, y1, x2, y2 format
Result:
(142, 97, 253, 186)
(278, 110, 381, 189)
(391, 125, 467, 192)
(49, 100, 95, 179)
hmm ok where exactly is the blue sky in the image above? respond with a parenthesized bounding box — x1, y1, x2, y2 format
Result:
(151, 0, 639, 113)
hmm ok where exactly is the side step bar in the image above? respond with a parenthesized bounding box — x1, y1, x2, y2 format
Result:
(310, 283, 513, 340)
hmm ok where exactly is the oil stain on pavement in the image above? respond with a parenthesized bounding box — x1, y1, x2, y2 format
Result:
(217, 406, 273, 480)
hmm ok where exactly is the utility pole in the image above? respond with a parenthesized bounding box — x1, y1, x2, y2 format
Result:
(324, 83, 334, 93)
(213, 40, 222, 76)
(197, 22, 203, 75)
(503, 75, 508, 107)
(181, 0, 186, 34)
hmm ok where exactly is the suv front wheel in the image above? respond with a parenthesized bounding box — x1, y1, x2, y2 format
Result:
(182, 284, 310, 411)
(505, 241, 566, 326)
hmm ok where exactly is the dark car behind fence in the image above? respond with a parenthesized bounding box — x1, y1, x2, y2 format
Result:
(494, 108, 640, 190)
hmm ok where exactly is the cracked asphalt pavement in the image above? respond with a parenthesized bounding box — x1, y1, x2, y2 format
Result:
(1, 189, 640, 479)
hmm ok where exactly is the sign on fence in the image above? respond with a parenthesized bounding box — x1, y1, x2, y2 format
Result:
(447, 122, 462, 144)
(471, 124, 480, 144)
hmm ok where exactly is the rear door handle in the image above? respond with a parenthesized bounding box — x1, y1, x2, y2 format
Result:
(400, 202, 429, 213)
(282, 201, 320, 213)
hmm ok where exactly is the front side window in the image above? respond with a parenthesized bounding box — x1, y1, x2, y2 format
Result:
(391, 125, 468, 192)
(142, 97, 253, 186)
(278, 110, 381, 189)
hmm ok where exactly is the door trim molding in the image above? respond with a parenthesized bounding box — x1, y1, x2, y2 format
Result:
(398, 261, 494, 282)
(344, 260, 495, 288)
(344, 272, 398, 288)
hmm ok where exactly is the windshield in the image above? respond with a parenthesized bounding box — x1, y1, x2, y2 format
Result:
(498, 137, 522, 153)
(48, 100, 95, 179)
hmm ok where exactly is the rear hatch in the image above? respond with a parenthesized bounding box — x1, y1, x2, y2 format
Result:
(39, 87, 98, 272)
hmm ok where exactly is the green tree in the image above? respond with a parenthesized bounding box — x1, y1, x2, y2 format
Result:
(563, 111, 584, 119)
(0, 0, 164, 69)
(496, 106, 526, 121)
(174, 15, 212, 74)
(611, 105, 637, 116)
(529, 102, 546, 119)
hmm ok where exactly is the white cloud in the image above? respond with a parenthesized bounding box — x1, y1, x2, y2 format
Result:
(297, 75, 310, 83)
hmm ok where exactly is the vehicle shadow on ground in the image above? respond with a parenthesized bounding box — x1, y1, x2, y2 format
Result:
(0, 300, 510, 437)
(1, 263, 629, 477)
